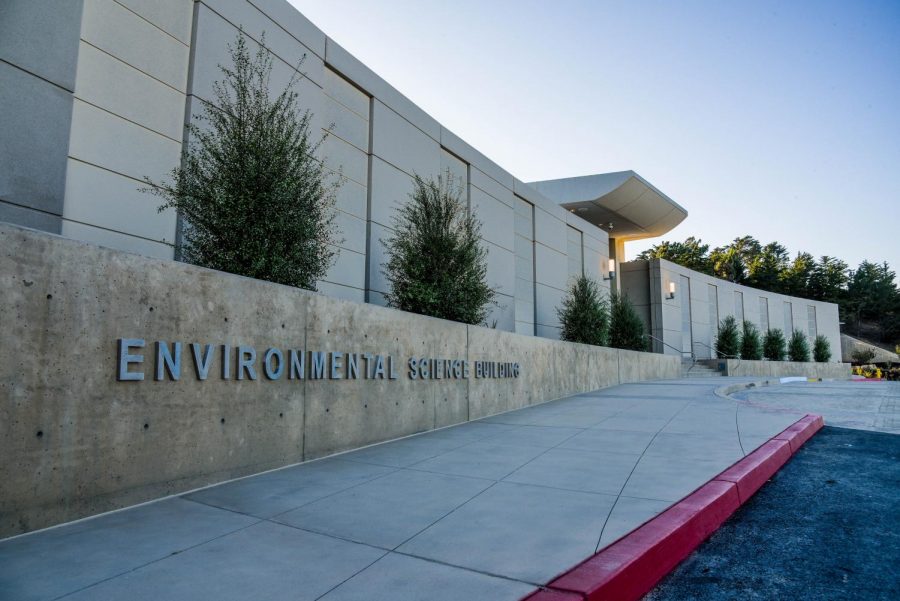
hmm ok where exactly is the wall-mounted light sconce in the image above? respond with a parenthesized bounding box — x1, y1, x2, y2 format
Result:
(604, 258, 616, 281)
(666, 281, 676, 299)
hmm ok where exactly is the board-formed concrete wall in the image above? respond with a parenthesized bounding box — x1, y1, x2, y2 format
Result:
(0, 223, 678, 537)
(705, 359, 850, 379)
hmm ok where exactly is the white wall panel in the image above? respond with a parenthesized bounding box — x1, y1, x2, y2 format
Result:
(371, 100, 439, 178)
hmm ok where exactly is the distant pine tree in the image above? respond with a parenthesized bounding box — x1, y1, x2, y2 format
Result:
(715, 316, 742, 358)
(763, 328, 787, 361)
(788, 331, 811, 362)
(813, 335, 832, 362)
(740, 320, 763, 360)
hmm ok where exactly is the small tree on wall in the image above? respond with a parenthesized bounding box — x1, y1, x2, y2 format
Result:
(788, 331, 811, 362)
(813, 335, 832, 362)
(763, 328, 787, 361)
(741, 321, 763, 360)
(558, 276, 609, 346)
(382, 172, 496, 324)
(144, 32, 341, 290)
(715, 316, 742, 358)
(609, 292, 647, 351)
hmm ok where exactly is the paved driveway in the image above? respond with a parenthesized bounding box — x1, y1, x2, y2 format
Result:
(733, 380, 900, 433)
(0, 378, 804, 601)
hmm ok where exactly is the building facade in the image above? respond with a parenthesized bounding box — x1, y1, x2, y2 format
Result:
(0, 0, 839, 354)
(621, 258, 842, 361)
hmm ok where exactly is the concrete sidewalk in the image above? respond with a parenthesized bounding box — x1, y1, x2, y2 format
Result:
(0, 378, 805, 601)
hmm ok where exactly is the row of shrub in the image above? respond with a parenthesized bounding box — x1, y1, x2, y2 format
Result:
(557, 276, 648, 351)
(715, 315, 832, 362)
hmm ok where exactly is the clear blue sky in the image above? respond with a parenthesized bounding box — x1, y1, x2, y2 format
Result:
(291, 0, 900, 272)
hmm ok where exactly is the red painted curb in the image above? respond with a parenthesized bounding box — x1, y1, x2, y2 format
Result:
(715, 439, 791, 503)
(773, 414, 824, 454)
(521, 413, 823, 601)
(522, 590, 583, 601)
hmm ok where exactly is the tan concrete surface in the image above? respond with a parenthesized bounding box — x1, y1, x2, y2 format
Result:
(706, 358, 851, 379)
(0, 223, 678, 537)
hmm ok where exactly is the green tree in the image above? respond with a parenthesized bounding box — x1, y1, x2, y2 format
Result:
(145, 33, 340, 290)
(763, 328, 787, 361)
(710, 236, 762, 284)
(747, 242, 789, 292)
(788, 331, 811, 362)
(636, 237, 712, 274)
(807, 256, 848, 304)
(382, 171, 496, 324)
(780, 252, 815, 298)
(715, 315, 742, 357)
(846, 261, 900, 341)
(850, 347, 876, 365)
(813, 335, 832, 362)
(557, 276, 610, 346)
(609, 292, 647, 351)
(741, 320, 763, 360)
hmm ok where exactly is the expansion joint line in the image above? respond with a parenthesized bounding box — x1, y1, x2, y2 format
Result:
(593, 398, 694, 554)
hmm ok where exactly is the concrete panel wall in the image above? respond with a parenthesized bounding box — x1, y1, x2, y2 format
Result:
(0, 222, 677, 537)
(707, 359, 850, 379)
(622, 258, 843, 362)
(59, 0, 193, 259)
(0, 0, 84, 233)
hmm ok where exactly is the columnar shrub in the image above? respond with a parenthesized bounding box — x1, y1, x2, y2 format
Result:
(609, 292, 648, 351)
(145, 33, 341, 290)
(741, 321, 763, 360)
(788, 331, 811, 362)
(715, 315, 742, 358)
(813, 335, 832, 362)
(558, 276, 610, 346)
(382, 172, 496, 324)
(763, 328, 787, 360)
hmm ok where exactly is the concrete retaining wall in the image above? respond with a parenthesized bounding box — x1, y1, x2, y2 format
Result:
(0, 223, 679, 537)
(705, 359, 851, 379)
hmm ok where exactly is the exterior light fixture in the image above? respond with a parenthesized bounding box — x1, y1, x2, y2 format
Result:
(604, 259, 615, 281)
(667, 281, 676, 299)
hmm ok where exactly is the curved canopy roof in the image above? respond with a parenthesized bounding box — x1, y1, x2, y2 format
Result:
(528, 171, 687, 241)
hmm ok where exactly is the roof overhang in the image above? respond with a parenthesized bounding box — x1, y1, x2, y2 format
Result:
(528, 170, 687, 241)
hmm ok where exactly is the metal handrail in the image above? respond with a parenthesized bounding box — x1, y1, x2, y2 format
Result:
(693, 341, 741, 373)
(645, 333, 693, 361)
(692, 340, 738, 360)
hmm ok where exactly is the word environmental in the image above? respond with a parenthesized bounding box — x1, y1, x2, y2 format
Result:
(116, 339, 521, 382)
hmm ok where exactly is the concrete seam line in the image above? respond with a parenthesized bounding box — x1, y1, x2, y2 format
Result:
(518, 413, 824, 601)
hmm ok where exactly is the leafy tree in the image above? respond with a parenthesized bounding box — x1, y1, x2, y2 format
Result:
(145, 32, 340, 290)
(807, 256, 848, 304)
(846, 261, 899, 341)
(741, 320, 763, 360)
(637, 237, 712, 274)
(715, 315, 742, 357)
(780, 252, 815, 298)
(813, 335, 832, 362)
(850, 347, 876, 365)
(609, 292, 647, 351)
(382, 171, 496, 324)
(710, 236, 761, 284)
(558, 276, 609, 346)
(763, 328, 787, 361)
(788, 331, 811, 362)
(747, 242, 789, 292)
